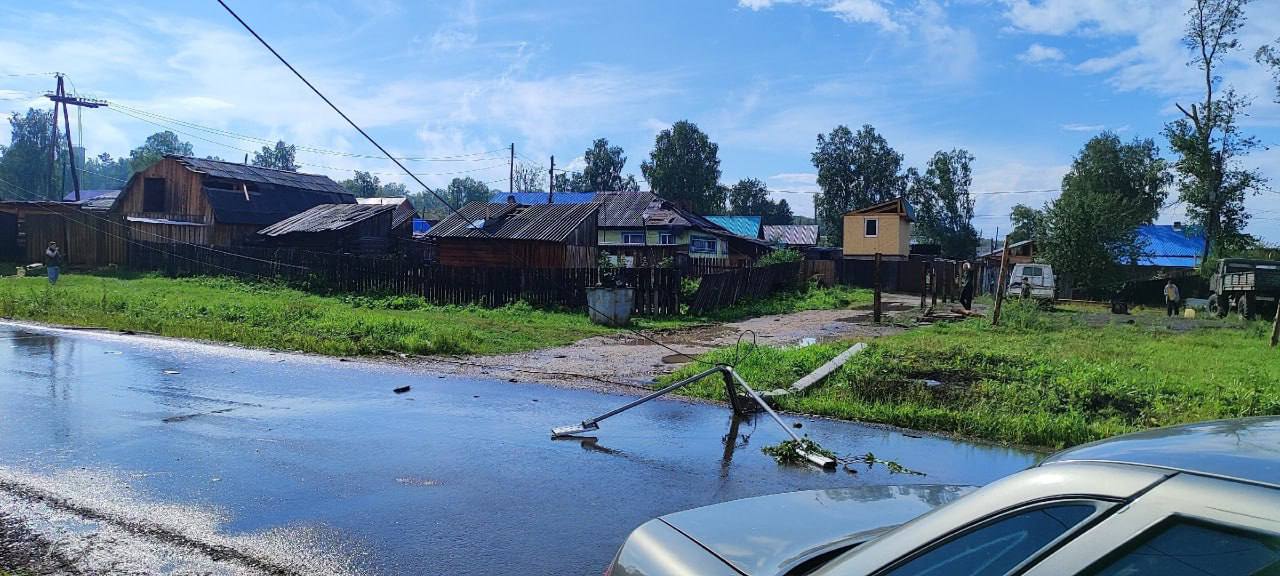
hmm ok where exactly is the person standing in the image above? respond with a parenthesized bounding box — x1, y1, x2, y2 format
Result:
(44, 241, 63, 285)
(959, 262, 975, 311)
(1164, 279, 1181, 317)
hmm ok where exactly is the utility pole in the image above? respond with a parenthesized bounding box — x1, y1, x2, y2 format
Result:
(992, 236, 1012, 326)
(44, 74, 106, 202)
(548, 155, 555, 204)
(509, 143, 515, 194)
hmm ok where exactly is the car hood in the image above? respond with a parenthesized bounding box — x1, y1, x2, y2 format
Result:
(659, 484, 975, 576)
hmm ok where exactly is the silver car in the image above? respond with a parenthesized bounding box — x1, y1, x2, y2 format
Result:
(606, 417, 1280, 575)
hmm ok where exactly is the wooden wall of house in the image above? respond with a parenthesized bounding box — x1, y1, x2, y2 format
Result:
(118, 157, 211, 222)
(437, 239, 580, 268)
(130, 221, 210, 246)
(0, 205, 128, 266)
(213, 224, 263, 247)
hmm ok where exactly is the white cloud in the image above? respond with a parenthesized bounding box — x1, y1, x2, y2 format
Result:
(738, 0, 778, 9)
(737, 0, 900, 33)
(1018, 43, 1064, 63)
(1060, 123, 1105, 132)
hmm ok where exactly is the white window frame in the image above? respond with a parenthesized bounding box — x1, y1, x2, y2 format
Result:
(620, 232, 646, 245)
(658, 232, 675, 245)
(864, 218, 879, 238)
(690, 236, 718, 254)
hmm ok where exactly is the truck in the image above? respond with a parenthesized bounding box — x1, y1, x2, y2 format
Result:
(1008, 263, 1056, 302)
(1208, 258, 1280, 319)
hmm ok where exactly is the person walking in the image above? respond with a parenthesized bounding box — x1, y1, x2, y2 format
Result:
(44, 241, 63, 285)
(1164, 279, 1181, 317)
(959, 262, 975, 311)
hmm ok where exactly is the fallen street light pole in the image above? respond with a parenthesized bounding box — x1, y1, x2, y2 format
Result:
(551, 365, 837, 470)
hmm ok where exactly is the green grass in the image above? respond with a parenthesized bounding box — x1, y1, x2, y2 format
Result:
(663, 300, 1280, 449)
(706, 283, 873, 321)
(0, 273, 685, 356)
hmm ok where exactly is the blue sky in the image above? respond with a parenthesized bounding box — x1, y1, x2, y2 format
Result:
(2, 0, 1279, 242)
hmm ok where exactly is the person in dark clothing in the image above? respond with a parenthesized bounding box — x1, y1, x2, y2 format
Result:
(44, 241, 63, 285)
(959, 262, 975, 311)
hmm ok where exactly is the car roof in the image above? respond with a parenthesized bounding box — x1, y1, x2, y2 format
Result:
(1040, 417, 1280, 489)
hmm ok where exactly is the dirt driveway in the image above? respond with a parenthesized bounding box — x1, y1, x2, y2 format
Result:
(411, 293, 925, 392)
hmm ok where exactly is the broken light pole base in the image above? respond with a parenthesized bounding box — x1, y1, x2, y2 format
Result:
(550, 365, 837, 470)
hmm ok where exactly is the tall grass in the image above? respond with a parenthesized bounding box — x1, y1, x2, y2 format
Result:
(663, 302, 1280, 449)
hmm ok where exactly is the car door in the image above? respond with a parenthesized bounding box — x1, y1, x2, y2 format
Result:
(1022, 473, 1280, 575)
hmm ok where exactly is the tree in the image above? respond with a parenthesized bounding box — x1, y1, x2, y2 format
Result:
(1007, 204, 1044, 244)
(728, 178, 793, 225)
(641, 120, 724, 214)
(1165, 0, 1263, 258)
(129, 131, 193, 172)
(251, 140, 298, 172)
(340, 170, 382, 198)
(1040, 133, 1171, 293)
(0, 108, 60, 199)
(512, 161, 544, 192)
(811, 124, 905, 241)
(81, 152, 132, 191)
(444, 176, 493, 207)
(581, 138, 629, 191)
(553, 171, 589, 193)
(908, 149, 978, 259)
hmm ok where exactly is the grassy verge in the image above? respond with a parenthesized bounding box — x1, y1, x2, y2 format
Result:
(0, 274, 696, 356)
(663, 300, 1280, 449)
(706, 283, 873, 321)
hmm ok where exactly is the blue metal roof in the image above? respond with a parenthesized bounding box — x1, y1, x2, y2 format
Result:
(487, 192, 597, 205)
(706, 215, 762, 238)
(1136, 224, 1205, 268)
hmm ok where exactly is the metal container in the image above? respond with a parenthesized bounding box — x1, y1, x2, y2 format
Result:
(586, 287, 635, 327)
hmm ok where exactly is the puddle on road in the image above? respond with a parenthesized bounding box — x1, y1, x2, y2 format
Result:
(660, 353, 697, 364)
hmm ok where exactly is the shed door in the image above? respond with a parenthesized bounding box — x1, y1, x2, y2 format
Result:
(0, 212, 16, 262)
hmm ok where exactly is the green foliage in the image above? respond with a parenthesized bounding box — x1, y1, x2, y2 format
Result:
(663, 307, 1280, 449)
(553, 170, 589, 193)
(811, 124, 906, 242)
(1007, 204, 1044, 244)
(755, 248, 802, 267)
(641, 120, 724, 214)
(728, 178, 793, 225)
(762, 438, 835, 465)
(0, 108, 62, 200)
(0, 274, 646, 356)
(908, 149, 978, 259)
(444, 176, 493, 207)
(129, 131, 193, 172)
(707, 282, 871, 321)
(1040, 132, 1171, 292)
(251, 140, 298, 172)
(680, 276, 701, 302)
(581, 138, 640, 192)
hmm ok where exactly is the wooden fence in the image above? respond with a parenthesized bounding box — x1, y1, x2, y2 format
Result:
(128, 241, 680, 315)
(688, 261, 802, 314)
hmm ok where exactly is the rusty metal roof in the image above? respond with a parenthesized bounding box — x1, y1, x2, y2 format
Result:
(763, 225, 818, 246)
(170, 155, 349, 195)
(257, 203, 396, 236)
(427, 202, 599, 242)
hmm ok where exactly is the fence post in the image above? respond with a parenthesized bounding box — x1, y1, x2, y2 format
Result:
(873, 252, 882, 323)
(919, 260, 928, 309)
(931, 262, 938, 308)
(1270, 299, 1279, 348)
(992, 236, 1012, 327)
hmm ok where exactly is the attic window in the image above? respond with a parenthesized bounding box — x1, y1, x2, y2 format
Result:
(864, 218, 878, 238)
(143, 178, 166, 212)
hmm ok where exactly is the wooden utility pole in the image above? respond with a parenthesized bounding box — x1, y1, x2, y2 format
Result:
(873, 252, 883, 323)
(919, 260, 928, 309)
(1270, 300, 1279, 348)
(992, 236, 1012, 326)
(43, 74, 106, 202)
(509, 143, 514, 194)
(548, 155, 555, 204)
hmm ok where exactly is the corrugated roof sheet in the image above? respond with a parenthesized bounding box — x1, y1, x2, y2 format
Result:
(1136, 224, 1205, 268)
(258, 203, 396, 236)
(597, 191, 659, 227)
(204, 184, 356, 225)
(763, 224, 818, 246)
(171, 155, 349, 195)
(846, 197, 916, 222)
(356, 197, 417, 227)
(81, 190, 121, 212)
(63, 189, 119, 202)
(427, 202, 599, 242)
(706, 215, 762, 238)
(487, 192, 598, 205)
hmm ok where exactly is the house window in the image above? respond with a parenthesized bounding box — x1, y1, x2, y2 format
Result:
(658, 233, 674, 245)
(690, 236, 718, 254)
(621, 232, 646, 245)
(143, 178, 166, 213)
(864, 218, 878, 237)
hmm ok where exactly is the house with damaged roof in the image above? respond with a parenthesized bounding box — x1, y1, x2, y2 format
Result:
(427, 202, 600, 268)
(115, 155, 354, 247)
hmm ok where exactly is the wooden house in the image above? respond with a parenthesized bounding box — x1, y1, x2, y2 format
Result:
(842, 197, 915, 259)
(595, 191, 768, 265)
(427, 202, 599, 268)
(116, 155, 353, 247)
(256, 203, 411, 255)
(356, 196, 418, 236)
(0, 191, 127, 267)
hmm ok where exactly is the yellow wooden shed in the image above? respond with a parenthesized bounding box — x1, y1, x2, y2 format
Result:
(842, 197, 914, 258)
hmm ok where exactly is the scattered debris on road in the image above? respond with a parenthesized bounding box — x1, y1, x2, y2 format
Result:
(393, 385, 411, 394)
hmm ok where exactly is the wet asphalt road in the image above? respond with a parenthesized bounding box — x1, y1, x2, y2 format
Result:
(0, 322, 1039, 575)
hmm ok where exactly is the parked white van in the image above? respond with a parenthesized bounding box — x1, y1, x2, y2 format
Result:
(1009, 263, 1055, 301)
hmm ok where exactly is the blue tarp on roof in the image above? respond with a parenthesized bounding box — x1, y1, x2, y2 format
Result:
(412, 219, 434, 235)
(487, 192, 597, 205)
(705, 215, 762, 238)
(1136, 224, 1205, 268)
